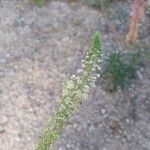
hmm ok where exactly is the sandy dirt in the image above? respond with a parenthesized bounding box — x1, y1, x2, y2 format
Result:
(0, 1, 150, 150)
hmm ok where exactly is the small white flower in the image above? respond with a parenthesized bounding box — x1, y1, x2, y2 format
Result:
(71, 75, 76, 80)
(85, 55, 89, 59)
(77, 79, 82, 85)
(77, 69, 83, 74)
(92, 54, 96, 58)
(81, 60, 85, 64)
(96, 66, 101, 71)
(81, 63, 86, 68)
(92, 68, 96, 72)
(84, 85, 90, 91)
(83, 94, 88, 101)
(66, 80, 74, 90)
(83, 71, 88, 76)
(95, 64, 98, 68)
(92, 76, 97, 81)
(89, 60, 93, 65)
(90, 82, 96, 87)
(96, 74, 100, 78)
(97, 59, 102, 63)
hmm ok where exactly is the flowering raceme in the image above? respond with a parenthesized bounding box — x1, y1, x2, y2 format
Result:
(36, 32, 103, 150)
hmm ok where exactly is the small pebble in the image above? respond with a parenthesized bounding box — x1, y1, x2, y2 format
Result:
(101, 109, 106, 115)
(125, 118, 130, 124)
(0, 126, 5, 133)
(1, 116, 8, 124)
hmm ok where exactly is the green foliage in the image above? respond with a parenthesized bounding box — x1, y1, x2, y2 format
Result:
(101, 50, 142, 92)
(34, 0, 46, 6)
(36, 32, 103, 150)
(146, 7, 150, 15)
(81, 0, 112, 8)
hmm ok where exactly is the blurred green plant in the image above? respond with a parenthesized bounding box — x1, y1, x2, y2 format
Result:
(34, 0, 46, 6)
(146, 7, 150, 15)
(36, 32, 103, 150)
(81, 0, 112, 8)
(100, 50, 142, 92)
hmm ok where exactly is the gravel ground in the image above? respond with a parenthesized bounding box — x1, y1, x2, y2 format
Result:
(0, 1, 150, 150)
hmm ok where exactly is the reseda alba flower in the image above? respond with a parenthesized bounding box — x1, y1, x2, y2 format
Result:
(36, 32, 103, 150)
